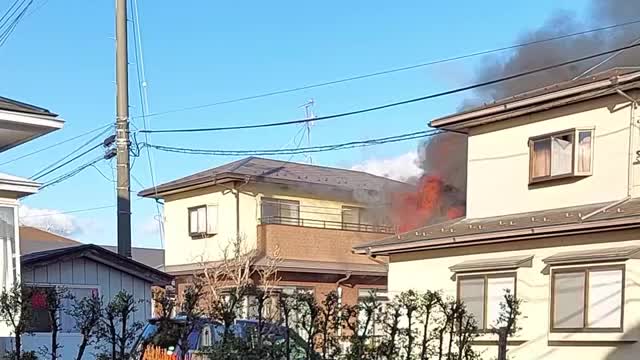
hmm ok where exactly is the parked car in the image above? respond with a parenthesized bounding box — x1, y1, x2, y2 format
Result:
(130, 317, 318, 359)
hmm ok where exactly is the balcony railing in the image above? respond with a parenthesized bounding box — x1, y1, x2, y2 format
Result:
(260, 216, 395, 234)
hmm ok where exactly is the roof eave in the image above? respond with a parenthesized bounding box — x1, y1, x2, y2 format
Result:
(429, 72, 640, 130)
(355, 216, 640, 256)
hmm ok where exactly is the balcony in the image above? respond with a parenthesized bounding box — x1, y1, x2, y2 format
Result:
(256, 222, 390, 266)
(260, 216, 395, 234)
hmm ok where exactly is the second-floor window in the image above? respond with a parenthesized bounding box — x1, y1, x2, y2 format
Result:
(188, 205, 218, 237)
(261, 198, 300, 226)
(529, 128, 593, 184)
(342, 206, 374, 231)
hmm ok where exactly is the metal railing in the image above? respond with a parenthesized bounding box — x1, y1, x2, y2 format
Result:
(260, 216, 395, 233)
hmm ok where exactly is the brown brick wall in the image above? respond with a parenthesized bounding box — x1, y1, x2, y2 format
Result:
(257, 224, 389, 265)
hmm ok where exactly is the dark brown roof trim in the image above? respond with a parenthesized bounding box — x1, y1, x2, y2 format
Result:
(356, 216, 640, 256)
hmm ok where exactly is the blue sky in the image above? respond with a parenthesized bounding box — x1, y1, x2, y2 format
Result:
(0, 0, 593, 248)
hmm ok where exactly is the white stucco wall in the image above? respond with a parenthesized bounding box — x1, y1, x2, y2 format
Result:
(388, 230, 640, 360)
(466, 94, 639, 218)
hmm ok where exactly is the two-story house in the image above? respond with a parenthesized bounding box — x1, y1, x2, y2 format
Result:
(354, 68, 640, 360)
(139, 157, 410, 306)
(0, 96, 63, 346)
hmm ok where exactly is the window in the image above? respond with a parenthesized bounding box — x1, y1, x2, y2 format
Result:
(260, 198, 300, 226)
(551, 266, 624, 332)
(28, 286, 100, 333)
(358, 288, 388, 337)
(0, 207, 16, 287)
(457, 274, 515, 330)
(342, 206, 375, 231)
(529, 128, 594, 183)
(188, 205, 218, 237)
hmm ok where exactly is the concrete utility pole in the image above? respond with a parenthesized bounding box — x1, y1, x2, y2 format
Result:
(115, 0, 132, 257)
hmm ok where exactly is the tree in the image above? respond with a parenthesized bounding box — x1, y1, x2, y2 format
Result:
(0, 283, 33, 360)
(418, 290, 441, 360)
(38, 287, 68, 360)
(492, 289, 522, 360)
(98, 291, 143, 360)
(66, 292, 103, 360)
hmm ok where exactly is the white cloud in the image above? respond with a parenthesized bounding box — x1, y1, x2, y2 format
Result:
(351, 152, 422, 181)
(19, 205, 88, 237)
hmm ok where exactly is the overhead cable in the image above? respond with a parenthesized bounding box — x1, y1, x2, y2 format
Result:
(140, 42, 640, 134)
(144, 129, 441, 157)
(138, 18, 640, 118)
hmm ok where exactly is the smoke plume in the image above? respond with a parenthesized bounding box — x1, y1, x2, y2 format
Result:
(462, 0, 640, 108)
(390, 0, 640, 232)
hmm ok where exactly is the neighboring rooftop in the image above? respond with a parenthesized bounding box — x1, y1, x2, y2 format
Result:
(21, 244, 172, 286)
(139, 156, 411, 198)
(0, 96, 57, 117)
(19, 226, 165, 269)
(431, 67, 640, 130)
(354, 197, 640, 255)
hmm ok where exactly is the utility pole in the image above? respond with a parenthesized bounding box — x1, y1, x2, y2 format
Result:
(115, 0, 132, 257)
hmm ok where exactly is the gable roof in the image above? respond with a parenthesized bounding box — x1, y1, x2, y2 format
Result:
(21, 244, 172, 286)
(0, 96, 58, 117)
(430, 67, 640, 130)
(354, 197, 640, 255)
(19, 226, 81, 254)
(139, 156, 410, 198)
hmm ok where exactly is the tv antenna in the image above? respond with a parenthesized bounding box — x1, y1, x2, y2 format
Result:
(299, 99, 315, 164)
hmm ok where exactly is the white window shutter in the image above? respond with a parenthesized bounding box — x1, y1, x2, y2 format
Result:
(206, 205, 218, 234)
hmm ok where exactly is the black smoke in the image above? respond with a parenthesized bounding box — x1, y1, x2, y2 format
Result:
(461, 0, 640, 109)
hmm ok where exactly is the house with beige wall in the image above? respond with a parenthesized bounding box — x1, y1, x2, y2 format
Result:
(139, 157, 409, 306)
(354, 68, 640, 360)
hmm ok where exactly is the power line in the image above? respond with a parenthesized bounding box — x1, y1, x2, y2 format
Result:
(138, 18, 640, 119)
(140, 42, 640, 135)
(0, 0, 34, 48)
(19, 205, 115, 218)
(40, 155, 105, 190)
(0, 123, 112, 166)
(144, 129, 441, 157)
(32, 143, 104, 181)
(30, 126, 112, 180)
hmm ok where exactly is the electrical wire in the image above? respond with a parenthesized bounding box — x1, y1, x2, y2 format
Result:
(30, 126, 112, 180)
(0, 123, 112, 166)
(144, 129, 441, 157)
(137, 18, 640, 119)
(19, 204, 116, 218)
(0, 0, 34, 48)
(140, 42, 640, 135)
(31, 142, 105, 181)
(131, 0, 165, 246)
(40, 155, 105, 190)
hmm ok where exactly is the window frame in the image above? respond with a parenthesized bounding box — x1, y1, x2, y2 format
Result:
(528, 128, 594, 184)
(26, 284, 101, 334)
(456, 272, 517, 331)
(188, 205, 213, 237)
(260, 198, 301, 226)
(549, 264, 625, 333)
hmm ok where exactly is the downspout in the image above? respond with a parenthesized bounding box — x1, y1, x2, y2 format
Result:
(581, 89, 638, 222)
(618, 88, 639, 198)
(336, 272, 352, 338)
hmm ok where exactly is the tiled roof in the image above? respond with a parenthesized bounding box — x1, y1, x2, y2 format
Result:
(0, 96, 57, 117)
(355, 198, 640, 254)
(139, 156, 411, 197)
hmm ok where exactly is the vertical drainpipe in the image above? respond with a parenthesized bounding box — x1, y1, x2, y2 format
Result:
(234, 182, 240, 240)
(619, 89, 639, 197)
(336, 272, 352, 338)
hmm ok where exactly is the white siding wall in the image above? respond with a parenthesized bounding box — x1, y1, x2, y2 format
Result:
(20, 258, 153, 359)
